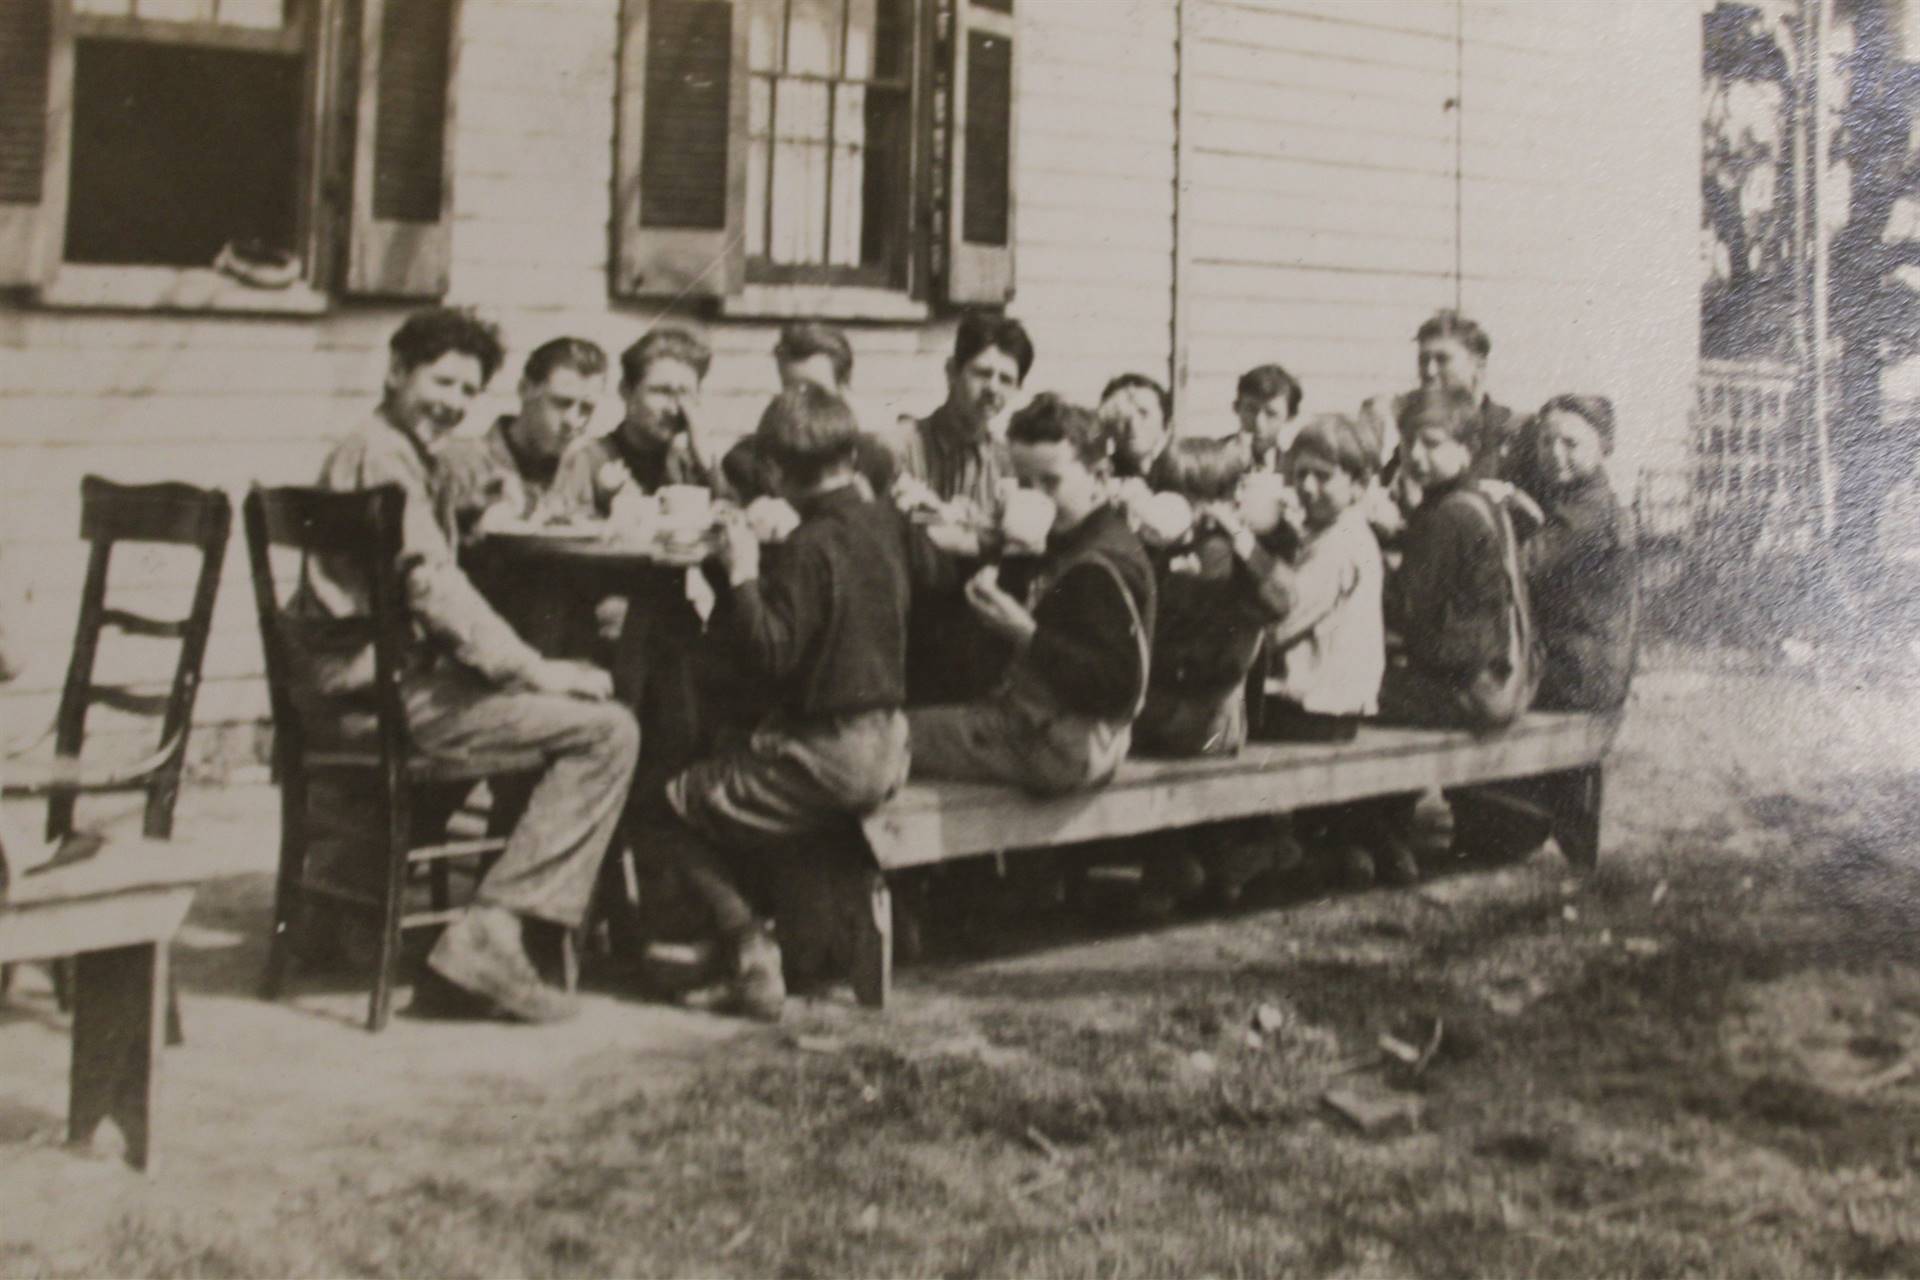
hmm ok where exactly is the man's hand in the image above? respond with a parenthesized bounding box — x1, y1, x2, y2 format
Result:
(963, 566, 1037, 645)
(526, 658, 614, 701)
(717, 511, 761, 586)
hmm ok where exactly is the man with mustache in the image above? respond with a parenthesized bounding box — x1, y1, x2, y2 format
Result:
(885, 312, 1035, 705)
(291, 308, 638, 1023)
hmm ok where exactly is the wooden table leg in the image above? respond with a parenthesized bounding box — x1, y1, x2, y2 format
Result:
(850, 870, 892, 1009)
(68, 942, 166, 1171)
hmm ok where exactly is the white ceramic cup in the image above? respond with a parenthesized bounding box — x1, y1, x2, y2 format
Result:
(1000, 489, 1057, 553)
(1236, 471, 1293, 536)
(658, 484, 713, 528)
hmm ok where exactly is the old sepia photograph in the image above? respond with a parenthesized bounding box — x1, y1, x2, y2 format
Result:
(0, 0, 1916, 1274)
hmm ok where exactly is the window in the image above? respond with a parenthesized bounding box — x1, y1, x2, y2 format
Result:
(0, 0, 463, 307)
(614, 0, 1015, 309)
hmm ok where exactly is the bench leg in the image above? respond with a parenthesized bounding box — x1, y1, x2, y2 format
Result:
(1553, 765, 1604, 871)
(69, 942, 166, 1172)
(850, 870, 892, 1010)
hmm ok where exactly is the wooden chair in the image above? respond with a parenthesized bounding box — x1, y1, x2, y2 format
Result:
(243, 483, 514, 1032)
(1, 477, 232, 1037)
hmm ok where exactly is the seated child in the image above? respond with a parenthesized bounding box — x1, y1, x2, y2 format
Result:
(1247, 414, 1395, 887)
(1254, 414, 1386, 740)
(1129, 435, 1301, 913)
(908, 394, 1157, 796)
(1233, 363, 1305, 472)
(1375, 385, 1542, 875)
(1523, 394, 1634, 712)
(1135, 435, 1287, 758)
(1378, 384, 1538, 733)
(657, 384, 949, 1019)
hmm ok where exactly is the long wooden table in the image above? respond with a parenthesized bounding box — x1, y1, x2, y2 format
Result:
(0, 841, 216, 1170)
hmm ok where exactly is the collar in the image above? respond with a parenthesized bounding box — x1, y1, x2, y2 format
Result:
(494, 416, 559, 487)
(376, 399, 438, 472)
(1047, 501, 1124, 560)
(794, 479, 865, 520)
(927, 400, 990, 449)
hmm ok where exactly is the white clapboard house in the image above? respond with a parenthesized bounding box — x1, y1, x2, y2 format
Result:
(0, 0, 1699, 759)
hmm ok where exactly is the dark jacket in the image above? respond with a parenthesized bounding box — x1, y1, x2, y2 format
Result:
(1389, 475, 1510, 681)
(718, 484, 950, 721)
(1023, 505, 1158, 720)
(1525, 470, 1634, 711)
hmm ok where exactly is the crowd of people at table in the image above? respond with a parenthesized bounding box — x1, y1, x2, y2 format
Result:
(285, 303, 1636, 1024)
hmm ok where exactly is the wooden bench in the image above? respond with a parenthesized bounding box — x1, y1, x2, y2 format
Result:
(847, 710, 1623, 1007)
(0, 840, 219, 1171)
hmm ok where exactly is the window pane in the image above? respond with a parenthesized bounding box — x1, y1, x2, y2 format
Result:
(769, 78, 829, 264)
(215, 0, 287, 29)
(784, 0, 838, 76)
(66, 39, 303, 266)
(828, 83, 864, 267)
(136, 0, 218, 22)
(747, 0, 781, 72)
(75, 0, 135, 16)
(843, 0, 875, 80)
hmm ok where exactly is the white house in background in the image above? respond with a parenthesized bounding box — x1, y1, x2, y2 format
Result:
(0, 0, 1699, 763)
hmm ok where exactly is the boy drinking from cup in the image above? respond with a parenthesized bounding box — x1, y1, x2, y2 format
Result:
(908, 395, 1157, 795)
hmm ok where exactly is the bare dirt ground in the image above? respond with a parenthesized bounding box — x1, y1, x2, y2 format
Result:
(3, 657, 1920, 1277)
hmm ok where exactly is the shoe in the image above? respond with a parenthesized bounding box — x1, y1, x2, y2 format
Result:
(732, 925, 786, 1022)
(1373, 832, 1422, 887)
(427, 906, 579, 1024)
(1331, 845, 1376, 891)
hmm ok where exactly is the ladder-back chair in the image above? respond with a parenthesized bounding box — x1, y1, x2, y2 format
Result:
(243, 483, 511, 1032)
(1, 476, 231, 1035)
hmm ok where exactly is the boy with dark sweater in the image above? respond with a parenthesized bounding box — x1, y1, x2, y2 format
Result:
(1378, 385, 1529, 731)
(1376, 384, 1539, 875)
(908, 394, 1157, 795)
(661, 385, 948, 1019)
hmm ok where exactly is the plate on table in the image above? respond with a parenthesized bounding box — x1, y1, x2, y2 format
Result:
(487, 520, 608, 544)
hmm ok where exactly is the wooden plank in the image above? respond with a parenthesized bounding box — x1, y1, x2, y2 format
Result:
(860, 714, 1619, 868)
(0, 881, 194, 962)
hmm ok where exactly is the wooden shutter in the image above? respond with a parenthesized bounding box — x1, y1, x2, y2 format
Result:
(0, 0, 71, 286)
(344, 0, 461, 297)
(945, 0, 1014, 304)
(614, 0, 749, 299)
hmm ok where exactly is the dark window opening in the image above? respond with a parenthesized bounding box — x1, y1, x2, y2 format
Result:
(65, 38, 303, 267)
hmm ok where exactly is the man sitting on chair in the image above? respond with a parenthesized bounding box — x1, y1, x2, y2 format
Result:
(292, 308, 639, 1023)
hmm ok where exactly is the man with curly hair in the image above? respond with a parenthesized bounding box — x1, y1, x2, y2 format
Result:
(292, 307, 638, 1023)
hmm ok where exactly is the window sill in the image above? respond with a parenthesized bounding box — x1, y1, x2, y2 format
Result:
(36, 266, 330, 316)
(721, 284, 930, 323)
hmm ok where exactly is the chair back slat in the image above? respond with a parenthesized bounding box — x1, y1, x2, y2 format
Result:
(85, 685, 176, 718)
(252, 485, 406, 557)
(100, 608, 189, 640)
(79, 476, 230, 548)
(243, 484, 414, 781)
(49, 477, 232, 840)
